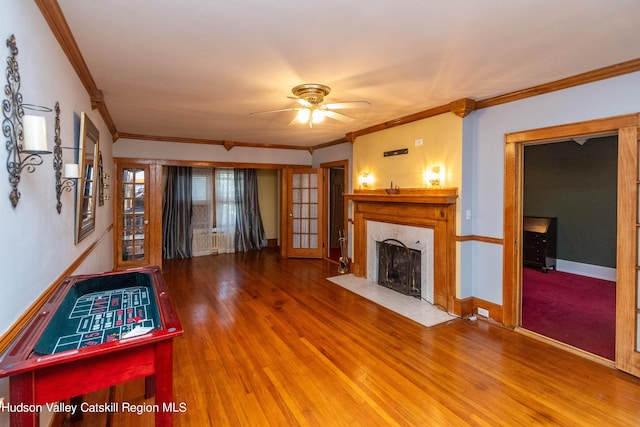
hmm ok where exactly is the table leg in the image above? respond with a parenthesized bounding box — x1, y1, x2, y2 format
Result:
(145, 374, 156, 399)
(70, 395, 83, 422)
(10, 372, 38, 427)
(154, 340, 174, 427)
(105, 386, 116, 427)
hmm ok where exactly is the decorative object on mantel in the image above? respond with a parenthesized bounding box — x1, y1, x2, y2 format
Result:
(4, 34, 53, 208)
(53, 102, 80, 214)
(385, 181, 400, 194)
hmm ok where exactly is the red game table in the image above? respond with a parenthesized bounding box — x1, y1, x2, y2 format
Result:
(0, 266, 183, 426)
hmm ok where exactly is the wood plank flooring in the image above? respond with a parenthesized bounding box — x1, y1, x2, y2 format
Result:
(61, 249, 640, 426)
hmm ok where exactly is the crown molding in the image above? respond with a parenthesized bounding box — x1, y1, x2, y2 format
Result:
(35, 0, 118, 140)
(117, 132, 312, 152)
(475, 57, 640, 110)
(36, 2, 640, 151)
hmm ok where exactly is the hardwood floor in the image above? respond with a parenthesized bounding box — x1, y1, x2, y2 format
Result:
(62, 249, 640, 426)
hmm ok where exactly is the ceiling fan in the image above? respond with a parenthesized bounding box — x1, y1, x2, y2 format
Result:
(250, 83, 370, 128)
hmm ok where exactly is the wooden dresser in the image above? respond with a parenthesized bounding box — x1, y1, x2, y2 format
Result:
(523, 216, 557, 272)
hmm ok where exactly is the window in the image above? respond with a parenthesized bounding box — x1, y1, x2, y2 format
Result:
(191, 168, 214, 256)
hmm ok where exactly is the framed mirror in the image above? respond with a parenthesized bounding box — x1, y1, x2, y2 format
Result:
(75, 112, 99, 244)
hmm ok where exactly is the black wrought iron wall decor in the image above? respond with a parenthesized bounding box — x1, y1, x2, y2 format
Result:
(98, 151, 104, 206)
(97, 151, 110, 206)
(4, 34, 52, 208)
(52, 102, 78, 213)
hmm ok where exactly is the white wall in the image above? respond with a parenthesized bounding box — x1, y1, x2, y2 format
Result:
(1, 3, 114, 424)
(0, 1, 115, 332)
(465, 72, 640, 304)
(113, 138, 312, 165)
(311, 142, 353, 169)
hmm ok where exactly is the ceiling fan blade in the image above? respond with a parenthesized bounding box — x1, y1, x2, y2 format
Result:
(249, 107, 298, 116)
(288, 115, 303, 126)
(287, 96, 313, 108)
(324, 110, 354, 123)
(323, 101, 370, 110)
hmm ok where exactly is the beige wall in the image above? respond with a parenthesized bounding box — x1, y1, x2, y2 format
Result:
(353, 112, 463, 233)
(352, 113, 463, 191)
(257, 169, 280, 241)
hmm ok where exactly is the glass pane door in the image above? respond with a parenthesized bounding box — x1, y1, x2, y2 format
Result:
(120, 166, 148, 263)
(292, 171, 318, 249)
(287, 168, 323, 258)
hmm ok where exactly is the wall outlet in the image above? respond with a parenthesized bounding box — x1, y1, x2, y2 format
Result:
(466, 209, 472, 220)
(414, 138, 423, 146)
(477, 307, 489, 318)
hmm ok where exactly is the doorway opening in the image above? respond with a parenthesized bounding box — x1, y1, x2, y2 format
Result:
(321, 160, 348, 263)
(521, 136, 617, 360)
(503, 113, 640, 375)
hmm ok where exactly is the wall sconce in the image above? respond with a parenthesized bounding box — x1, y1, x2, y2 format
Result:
(425, 166, 444, 187)
(4, 35, 54, 208)
(98, 151, 110, 206)
(359, 172, 372, 188)
(53, 102, 79, 213)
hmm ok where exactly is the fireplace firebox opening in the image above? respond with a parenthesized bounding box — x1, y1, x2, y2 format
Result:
(376, 238, 421, 299)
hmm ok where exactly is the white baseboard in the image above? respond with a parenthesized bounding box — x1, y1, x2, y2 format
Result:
(556, 259, 616, 281)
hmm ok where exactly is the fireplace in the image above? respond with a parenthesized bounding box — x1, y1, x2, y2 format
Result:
(377, 239, 421, 298)
(367, 221, 434, 302)
(345, 188, 457, 311)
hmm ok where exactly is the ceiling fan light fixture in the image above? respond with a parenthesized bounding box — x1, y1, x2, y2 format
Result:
(291, 83, 331, 105)
(296, 107, 324, 127)
(296, 108, 310, 123)
(311, 109, 325, 123)
(250, 83, 368, 127)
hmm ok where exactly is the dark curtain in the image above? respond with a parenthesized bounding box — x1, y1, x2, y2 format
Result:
(234, 168, 267, 251)
(162, 166, 193, 259)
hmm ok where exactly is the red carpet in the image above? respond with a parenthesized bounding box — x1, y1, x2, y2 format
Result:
(521, 268, 616, 360)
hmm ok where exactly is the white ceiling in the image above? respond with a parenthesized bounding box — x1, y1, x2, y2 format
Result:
(57, 0, 640, 148)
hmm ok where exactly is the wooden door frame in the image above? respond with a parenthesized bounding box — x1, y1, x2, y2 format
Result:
(112, 159, 163, 270)
(503, 113, 639, 371)
(320, 159, 349, 260)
